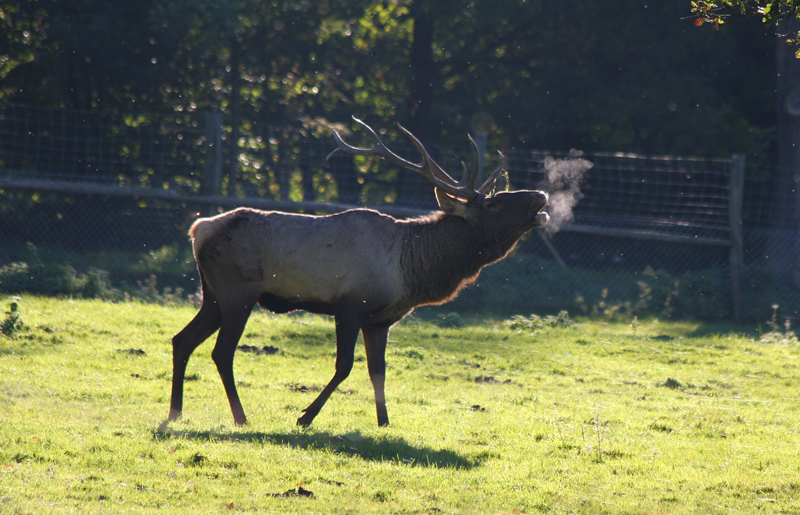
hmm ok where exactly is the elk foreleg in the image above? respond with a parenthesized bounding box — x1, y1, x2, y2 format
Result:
(362, 323, 390, 427)
(297, 313, 360, 426)
(211, 302, 255, 426)
(169, 295, 222, 422)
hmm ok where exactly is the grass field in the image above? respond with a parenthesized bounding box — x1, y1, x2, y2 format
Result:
(1, 296, 799, 514)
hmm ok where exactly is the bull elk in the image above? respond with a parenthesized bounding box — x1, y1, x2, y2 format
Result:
(167, 118, 549, 427)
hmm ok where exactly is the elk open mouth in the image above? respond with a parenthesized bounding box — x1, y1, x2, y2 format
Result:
(532, 211, 550, 227)
(530, 193, 549, 227)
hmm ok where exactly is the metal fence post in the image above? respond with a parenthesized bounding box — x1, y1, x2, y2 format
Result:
(202, 112, 223, 216)
(729, 154, 746, 323)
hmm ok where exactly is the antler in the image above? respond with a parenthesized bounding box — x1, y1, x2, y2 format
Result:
(328, 117, 498, 202)
(478, 151, 507, 195)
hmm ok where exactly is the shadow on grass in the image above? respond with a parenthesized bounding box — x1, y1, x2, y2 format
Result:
(153, 423, 484, 470)
(591, 322, 756, 341)
(684, 322, 758, 338)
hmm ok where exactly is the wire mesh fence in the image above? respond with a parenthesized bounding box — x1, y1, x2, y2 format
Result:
(1, 103, 798, 323)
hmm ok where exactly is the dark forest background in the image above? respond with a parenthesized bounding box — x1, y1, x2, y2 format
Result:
(3, 0, 798, 323)
(0, 0, 777, 161)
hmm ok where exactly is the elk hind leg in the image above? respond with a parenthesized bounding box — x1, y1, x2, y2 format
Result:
(362, 323, 390, 426)
(169, 293, 222, 421)
(297, 314, 360, 426)
(211, 299, 256, 426)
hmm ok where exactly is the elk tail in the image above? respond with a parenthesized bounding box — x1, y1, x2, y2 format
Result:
(189, 216, 224, 259)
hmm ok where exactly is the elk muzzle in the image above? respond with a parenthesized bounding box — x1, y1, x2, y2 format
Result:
(529, 191, 549, 227)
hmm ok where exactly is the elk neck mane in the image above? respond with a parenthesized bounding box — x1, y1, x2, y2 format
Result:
(397, 210, 510, 306)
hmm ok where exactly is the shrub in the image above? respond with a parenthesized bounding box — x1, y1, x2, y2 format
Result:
(0, 262, 121, 299)
(1, 297, 23, 338)
(128, 275, 186, 305)
(0, 262, 82, 296)
(434, 312, 465, 329)
(504, 310, 574, 332)
(447, 252, 749, 322)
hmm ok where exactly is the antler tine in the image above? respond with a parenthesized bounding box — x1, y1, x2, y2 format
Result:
(328, 117, 483, 202)
(326, 117, 418, 172)
(477, 151, 508, 195)
(464, 134, 481, 192)
(450, 135, 482, 194)
(394, 123, 459, 186)
(396, 124, 484, 201)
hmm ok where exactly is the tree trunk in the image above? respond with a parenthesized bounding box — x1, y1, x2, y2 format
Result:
(408, 3, 435, 143)
(277, 130, 291, 201)
(406, 1, 436, 206)
(332, 152, 360, 205)
(227, 37, 242, 197)
(302, 165, 316, 203)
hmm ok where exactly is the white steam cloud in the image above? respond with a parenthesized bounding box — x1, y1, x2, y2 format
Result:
(540, 150, 593, 235)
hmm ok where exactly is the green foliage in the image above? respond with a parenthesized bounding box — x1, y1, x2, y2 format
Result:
(446, 253, 729, 321)
(0, 0, 776, 159)
(0, 297, 23, 338)
(0, 242, 201, 302)
(692, 0, 799, 27)
(1, 297, 799, 513)
(2, 244, 794, 323)
(433, 312, 465, 329)
(633, 266, 731, 321)
(692, 1, 800, 55)
(443, 252, 792, 323)
(129, 275, 189, 306)
(0, 260, 194, 305)
(0, 262, 118, 298)
(759, 303, 799, 344)
(504, 310, 574, 332)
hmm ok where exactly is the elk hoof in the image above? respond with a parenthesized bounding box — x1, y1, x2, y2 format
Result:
(377, 418, 389, 427)
(167, 409, 181, 422)
(297, 410, 316, 427)
(234, 416, 248, 426)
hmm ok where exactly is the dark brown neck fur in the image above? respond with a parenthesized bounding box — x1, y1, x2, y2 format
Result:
(398, 211, 516, 307)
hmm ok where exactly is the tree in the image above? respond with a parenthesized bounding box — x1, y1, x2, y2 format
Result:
(692, 1, 800, 286)
(692, 1, 800, 53)
(148, 0, 374, 197)
(0, 0, 166, 110)
(367, 0, 775, 158)
(0, 0, 778, 160)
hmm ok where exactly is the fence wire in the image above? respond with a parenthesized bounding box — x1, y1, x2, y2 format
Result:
(1, 103, 799, 323)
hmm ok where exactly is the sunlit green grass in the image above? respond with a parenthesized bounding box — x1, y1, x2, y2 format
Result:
(1, 296, 799, 514)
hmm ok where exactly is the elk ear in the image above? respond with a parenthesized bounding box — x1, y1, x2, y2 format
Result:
(435, 187, 470, 218)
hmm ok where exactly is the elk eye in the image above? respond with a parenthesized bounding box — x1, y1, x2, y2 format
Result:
(486, 201, 502, 212)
